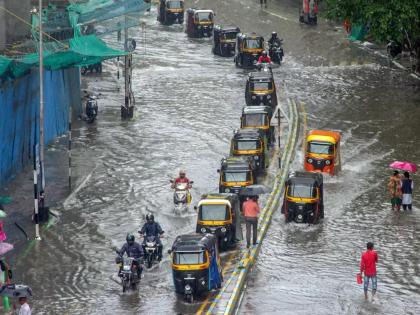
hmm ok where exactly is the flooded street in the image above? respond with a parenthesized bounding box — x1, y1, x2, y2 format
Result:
(12, 0, 420, 314)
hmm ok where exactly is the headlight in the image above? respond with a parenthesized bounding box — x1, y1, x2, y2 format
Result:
(325, 160, 331, 165)
(198, 26, 202, 29)
(251, 95, 256, 100)
(224, 44, 228, 48)
(253, 156, 259, 160)
(200, 227, 207, 233)
(221, 227, 227, 233)
(225, 188, 230, 193)
(307, 158, 313, 163)
(267, 95, 271, 99)
(185, 284, 191, 291)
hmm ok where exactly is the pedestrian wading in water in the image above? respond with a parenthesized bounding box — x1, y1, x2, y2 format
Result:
(388, 171, 402, 211)
(360, 242, 378, 301)
(401, 171, 414, 210)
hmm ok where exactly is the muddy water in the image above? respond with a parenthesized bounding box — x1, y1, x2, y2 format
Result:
(12, 0, 420, 314)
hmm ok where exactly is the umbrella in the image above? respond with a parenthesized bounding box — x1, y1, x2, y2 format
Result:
(239, 185, 270, 196)
(0, 284, 32, 298)
(0, 243, 13, 256)
(0, 210, 6, 218)
(389, 161, 417, 173)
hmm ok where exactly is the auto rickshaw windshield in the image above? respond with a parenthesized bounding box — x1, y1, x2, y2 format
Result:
(243, 114, 268, 127)
(223, 171, 251, 182)
(195, 12, 213, 22)
(221, 32, 237, 40)
(288, 184, 317, 198)
(167, 1, 183, 8)
(251, 81, 272, 90)
(308, 141, 334, 155)
(235, 140, 260, 150)
(173, 251, 205, 264)
(200, 204, 229, 221)
(244, 38, 263, 49)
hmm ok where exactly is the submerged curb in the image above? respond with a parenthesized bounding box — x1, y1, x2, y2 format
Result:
(204, 98, 300, 314)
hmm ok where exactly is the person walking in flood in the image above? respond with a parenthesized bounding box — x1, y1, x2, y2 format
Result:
(360, 242, 378, 301)
(242, 196, 260, 248)
(388, 171, 402, 211)
(401, 171, 414, 210)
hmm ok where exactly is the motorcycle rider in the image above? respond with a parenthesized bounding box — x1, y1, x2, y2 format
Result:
(139, 214, 164, 261)
(118, 233, 144, 278)
(171, 170, 192, 189)
(268, 32, 282, 47)
(256, 51, 272, 66)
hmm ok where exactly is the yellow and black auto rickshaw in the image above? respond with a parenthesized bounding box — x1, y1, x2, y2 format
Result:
(230, 128, 268, 174)
(245, 71, 277, 108)
(212, 25, 240, 57)
(240, 106, 274, 145)
(304, 130, 341, 175)
(157, 0, 184, 25)
(281, 171, 324, 224)
(234, 33, 264, 68)
(169, 233, 223, 303)
(195, 193, 242, 250)
(185, 8, 214, 38)
(218, 157, 255, 195)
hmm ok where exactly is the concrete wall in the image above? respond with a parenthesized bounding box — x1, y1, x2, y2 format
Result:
(0, 67, 81, 186)
(0, 0, 31, 52)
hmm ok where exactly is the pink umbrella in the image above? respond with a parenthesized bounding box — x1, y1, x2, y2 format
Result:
(0, 242, 13, 256)
(389, 161, 417, 173)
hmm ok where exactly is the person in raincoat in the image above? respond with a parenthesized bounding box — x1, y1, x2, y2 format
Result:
(388, 171, 402, 211)
(401, 172, 414, 210)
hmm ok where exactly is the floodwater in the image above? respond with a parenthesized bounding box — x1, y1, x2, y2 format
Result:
(13, 0, 420, 314)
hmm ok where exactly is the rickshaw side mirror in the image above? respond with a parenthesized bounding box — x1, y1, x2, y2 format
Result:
(169, 179, 174, 183)
(167, 249, 172, 254)
(193, 206, 198, 211)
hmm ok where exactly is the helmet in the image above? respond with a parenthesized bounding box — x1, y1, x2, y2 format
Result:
(146, 213, 154, 223)
(126, 233, 135, 245)
(262, 51, 267, 56)
(179, 170, 186, 178)
(271, 32, 277, 38)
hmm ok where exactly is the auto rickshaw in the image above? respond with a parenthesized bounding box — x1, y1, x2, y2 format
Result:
(281, 171, 324, 224)
(245, 71, 277, 108)
(195, 193, 242, 249)
(218, 157, 255, 194)
(169, 233, 223, 303)
(234, 33, 264, 68)
(157, 0, 184, 25)
(304, 130, 341, 175)
(230, 128, 268, 173)
(185, 8, 214, 38)
(240, 106, 274, 145)
(212, 25, 240, 57)
(299, 0, 318, 25)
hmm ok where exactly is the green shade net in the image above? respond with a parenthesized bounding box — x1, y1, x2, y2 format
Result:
(349, 24, 367, 41)
(0, 57, 11, 77)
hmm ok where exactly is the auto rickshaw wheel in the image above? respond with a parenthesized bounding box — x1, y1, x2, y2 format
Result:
(185, 294, 194, 303)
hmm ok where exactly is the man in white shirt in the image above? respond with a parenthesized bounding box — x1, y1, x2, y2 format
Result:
(18, 297, 31, 315)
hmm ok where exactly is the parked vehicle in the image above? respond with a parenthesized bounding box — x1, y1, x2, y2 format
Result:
(299, 0, 318, 25)
(234, 33, 264, 68)
(304, 130, 341, 175)
(195, 193, 242, 249)
(245, 71, 277, 108)
(212, 25, 240, 57)
(169, 233, 223, 303)
(157, 0, 184, 25)
(281, 171, 324, 223)
(185, 8, 214, 38)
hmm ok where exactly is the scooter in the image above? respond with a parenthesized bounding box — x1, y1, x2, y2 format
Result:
(170, 180, 193, 211)
(115, 253, 142, 292)
(85, 96, 98, 123)
(269, 40, 284, 64)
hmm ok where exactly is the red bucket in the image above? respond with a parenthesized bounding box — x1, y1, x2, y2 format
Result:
(356, 273, 363, 284)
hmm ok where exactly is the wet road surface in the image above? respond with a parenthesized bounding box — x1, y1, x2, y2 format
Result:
(13, 0, 420, 314)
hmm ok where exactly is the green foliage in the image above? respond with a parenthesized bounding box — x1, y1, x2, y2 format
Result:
(324, 0, 420, 47)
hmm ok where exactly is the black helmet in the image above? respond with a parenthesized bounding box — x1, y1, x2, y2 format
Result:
(146, 213, 154, 223)
(126, 233, 135, 245)
(271, 32, 277, 38)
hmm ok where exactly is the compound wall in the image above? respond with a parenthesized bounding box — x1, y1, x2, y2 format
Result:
(0, 67, 81, 186)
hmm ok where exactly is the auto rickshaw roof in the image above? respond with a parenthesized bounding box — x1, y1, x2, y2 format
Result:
(172, 233, 216, 252)
(221, 157, 251, 170)
(248, 72, 274, 81)
(307, 130, 341, 144)
(214, 25, 240, 33)
(201, 193, 239, 203)
(187, 8, 214, 13)
(242, 106, 272, 115)
(233, 128, 264, 140)
(287, 171, 323, 186)
(238, 32, 264, 40)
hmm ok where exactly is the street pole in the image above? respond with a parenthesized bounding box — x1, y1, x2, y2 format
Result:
(68, 106, 72, 189)
(35, 0, 44, 241)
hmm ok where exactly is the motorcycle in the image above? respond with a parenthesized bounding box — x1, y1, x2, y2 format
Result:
(269, 40, 284, 64)
(142, 235, 158, 268)
(85, 96, 98, 123)
(115, 253, 142, 292)
(170, 180, 193, 210)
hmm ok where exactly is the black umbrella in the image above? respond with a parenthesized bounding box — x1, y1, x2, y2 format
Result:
(239, 185, 270, 196)
(0, 284, 32, 298)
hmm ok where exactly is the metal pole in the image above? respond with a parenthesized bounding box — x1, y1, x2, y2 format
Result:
(68, 106, 72, 189)
(35, 0, 43, 241)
